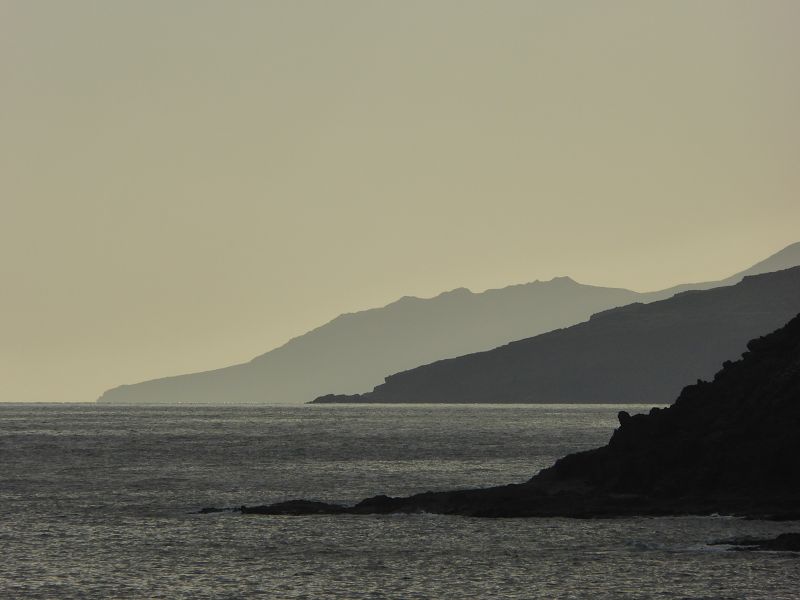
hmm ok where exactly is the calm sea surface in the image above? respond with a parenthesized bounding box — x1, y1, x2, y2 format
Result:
(1, 403, 798, 599)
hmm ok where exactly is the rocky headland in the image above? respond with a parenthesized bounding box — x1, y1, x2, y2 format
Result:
(217, 311, 800, 519)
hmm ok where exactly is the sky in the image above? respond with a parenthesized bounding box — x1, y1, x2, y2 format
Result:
(2, 1, 799, 402)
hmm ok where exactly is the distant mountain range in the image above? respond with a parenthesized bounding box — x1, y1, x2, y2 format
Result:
(315, 266, 800, 404)
(98, 242, 800, 404)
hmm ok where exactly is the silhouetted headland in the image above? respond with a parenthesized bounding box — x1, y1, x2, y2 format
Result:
(99, 243, 800, 405)
(314, 266, 800, 404)
(210, 312, 800, 519)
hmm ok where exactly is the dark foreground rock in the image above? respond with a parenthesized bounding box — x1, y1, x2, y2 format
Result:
(205, 312, 800, 519)
(227, 489, 799, 520)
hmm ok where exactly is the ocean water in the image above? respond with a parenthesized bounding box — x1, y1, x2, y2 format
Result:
(1, 403, 798, 599)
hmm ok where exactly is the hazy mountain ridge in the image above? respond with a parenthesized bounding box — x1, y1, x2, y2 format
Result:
(98, 277, 642, 404)
(314, 267, 800, 404)
(98, 242, 800, 405)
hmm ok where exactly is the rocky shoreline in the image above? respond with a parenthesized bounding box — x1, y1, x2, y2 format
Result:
(229, 489, 800, 521)
(202, 313, 800, 526)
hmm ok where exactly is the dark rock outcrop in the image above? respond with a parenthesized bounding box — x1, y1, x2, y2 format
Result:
(314, 267, 800, 404)
(216, 312, 800, 518)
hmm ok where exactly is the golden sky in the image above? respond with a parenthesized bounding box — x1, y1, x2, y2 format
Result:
(2, 1, 799, 402)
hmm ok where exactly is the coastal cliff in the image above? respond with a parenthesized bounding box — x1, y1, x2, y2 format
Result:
(232, 311, 800, 519)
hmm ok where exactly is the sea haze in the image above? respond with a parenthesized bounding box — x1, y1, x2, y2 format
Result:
(1, 404, 798, 599)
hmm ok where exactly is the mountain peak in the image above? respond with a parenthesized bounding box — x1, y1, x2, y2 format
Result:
(437, 287, 473, 298)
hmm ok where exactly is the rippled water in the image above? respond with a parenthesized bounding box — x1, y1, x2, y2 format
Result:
(1, 404, 798, 599)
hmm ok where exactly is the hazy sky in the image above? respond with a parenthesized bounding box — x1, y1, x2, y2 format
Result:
(3, 1, 799, 402)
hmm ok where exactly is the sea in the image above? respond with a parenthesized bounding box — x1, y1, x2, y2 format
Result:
(1, 403, 798, 599)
